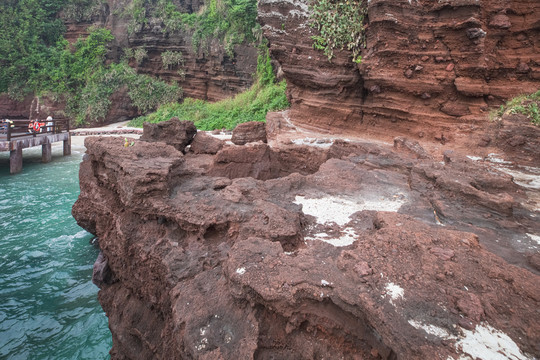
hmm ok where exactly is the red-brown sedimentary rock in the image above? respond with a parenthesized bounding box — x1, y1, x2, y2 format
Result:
(485, 113, 540, 167)
(190, 131, 225, 154)
(103, 0, 257, 102)
(231, 121, 267, 145)
(140, 118, 197, 152)
(0, 95, 34, 120)
(73, 134, 540, 359)
(258, 0, 540, 144)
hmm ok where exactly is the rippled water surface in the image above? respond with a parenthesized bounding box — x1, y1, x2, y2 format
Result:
(0, 144, 111, 359)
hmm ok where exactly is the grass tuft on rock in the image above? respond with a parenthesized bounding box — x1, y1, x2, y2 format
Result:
(491, 90, 540, 126)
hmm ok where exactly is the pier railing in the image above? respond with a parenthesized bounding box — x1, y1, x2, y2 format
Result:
(3, 118, 70, 141)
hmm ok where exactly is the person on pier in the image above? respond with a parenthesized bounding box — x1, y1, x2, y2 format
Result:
(46, 116, 53, 133)
(1, 119, 13, 133)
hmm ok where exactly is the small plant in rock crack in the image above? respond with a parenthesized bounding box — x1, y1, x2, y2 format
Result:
(309, 0, 367, 63)
(491, 90, 540, 126)
(124, 138, 135, 147)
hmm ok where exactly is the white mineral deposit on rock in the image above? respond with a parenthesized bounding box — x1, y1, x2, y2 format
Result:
(384, 282, 404, 305)
(455, 324, 530, 360)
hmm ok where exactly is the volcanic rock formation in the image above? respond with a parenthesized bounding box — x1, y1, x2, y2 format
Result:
(3, 0, 539, 141)
(231, 121, 268, 145)
(73, 122, 540, 359)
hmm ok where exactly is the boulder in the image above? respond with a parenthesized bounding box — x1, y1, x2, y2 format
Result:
(140, 117, 197, 152)
(190, 132, 224, 155)
(231, 121, 267, 145)
(265, 110, 296, 142)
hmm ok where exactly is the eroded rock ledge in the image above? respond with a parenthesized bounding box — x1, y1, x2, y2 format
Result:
(73, 125, 539, 359)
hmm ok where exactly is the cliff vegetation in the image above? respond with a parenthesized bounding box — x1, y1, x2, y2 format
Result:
(492, 90, 540, 126)
(310, 0, 367, 63)
(128, 47, 289, 130)
(120, 0, 260, 56)
(0, 0, 181, 125)
(0, 0, 67, 97)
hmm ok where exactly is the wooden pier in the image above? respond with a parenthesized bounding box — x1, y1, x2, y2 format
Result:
(0, 118, 71, 174)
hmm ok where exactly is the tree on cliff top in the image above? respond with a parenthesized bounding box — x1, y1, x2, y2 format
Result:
(0, 0, 105, 97)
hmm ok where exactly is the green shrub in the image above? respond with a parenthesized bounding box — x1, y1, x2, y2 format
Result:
(63, 0, 103, 22)
(71, 61, 181, 124)
(37, 29, 181, 124)
(122, 0, 147, 35)
(36, 27, 114, 96)
(0, 2, 182, 125)
(128, 47, 289, 130)
(492, 90, 540, 126)
(0, 0, 67, 96)
(120, 0, 260, 57)
(133, 47, 148, 66)
(309, 0, 367, 63)
(123, 47, 134, 61)
(126, 71, 182, 113)
(161, 50, 184, 69)
(76, 64, 128, 124)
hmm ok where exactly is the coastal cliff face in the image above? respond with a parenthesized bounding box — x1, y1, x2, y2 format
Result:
(67, 1, 540, 357)
(125, 29, 257, 103)
(3, 0, 538, 137)
(72, 129, 540, 359)
(259, 0, 540, 142)
(96, 0, 256, 114)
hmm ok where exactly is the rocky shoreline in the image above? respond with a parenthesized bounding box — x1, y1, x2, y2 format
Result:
(73, 117, 539, 359)
(71, 129, 143, 137)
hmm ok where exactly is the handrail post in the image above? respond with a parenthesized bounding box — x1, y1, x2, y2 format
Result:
(7, 121, 11, 141)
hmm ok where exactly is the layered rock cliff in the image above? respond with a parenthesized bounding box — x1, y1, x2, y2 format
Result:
(259, 0, 540, 143)
(67, 0, 258, 101)
(3, 0, 538, 138)
(72, 123, 540, 359)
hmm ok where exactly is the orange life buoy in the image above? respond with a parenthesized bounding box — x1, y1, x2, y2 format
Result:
(33, 122, 40, 132)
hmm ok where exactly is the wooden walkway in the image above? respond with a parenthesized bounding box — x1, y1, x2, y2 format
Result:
(0, 119, 71, 174)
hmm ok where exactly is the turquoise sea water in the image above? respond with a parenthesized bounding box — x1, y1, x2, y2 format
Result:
(0, 144, 111, 359)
